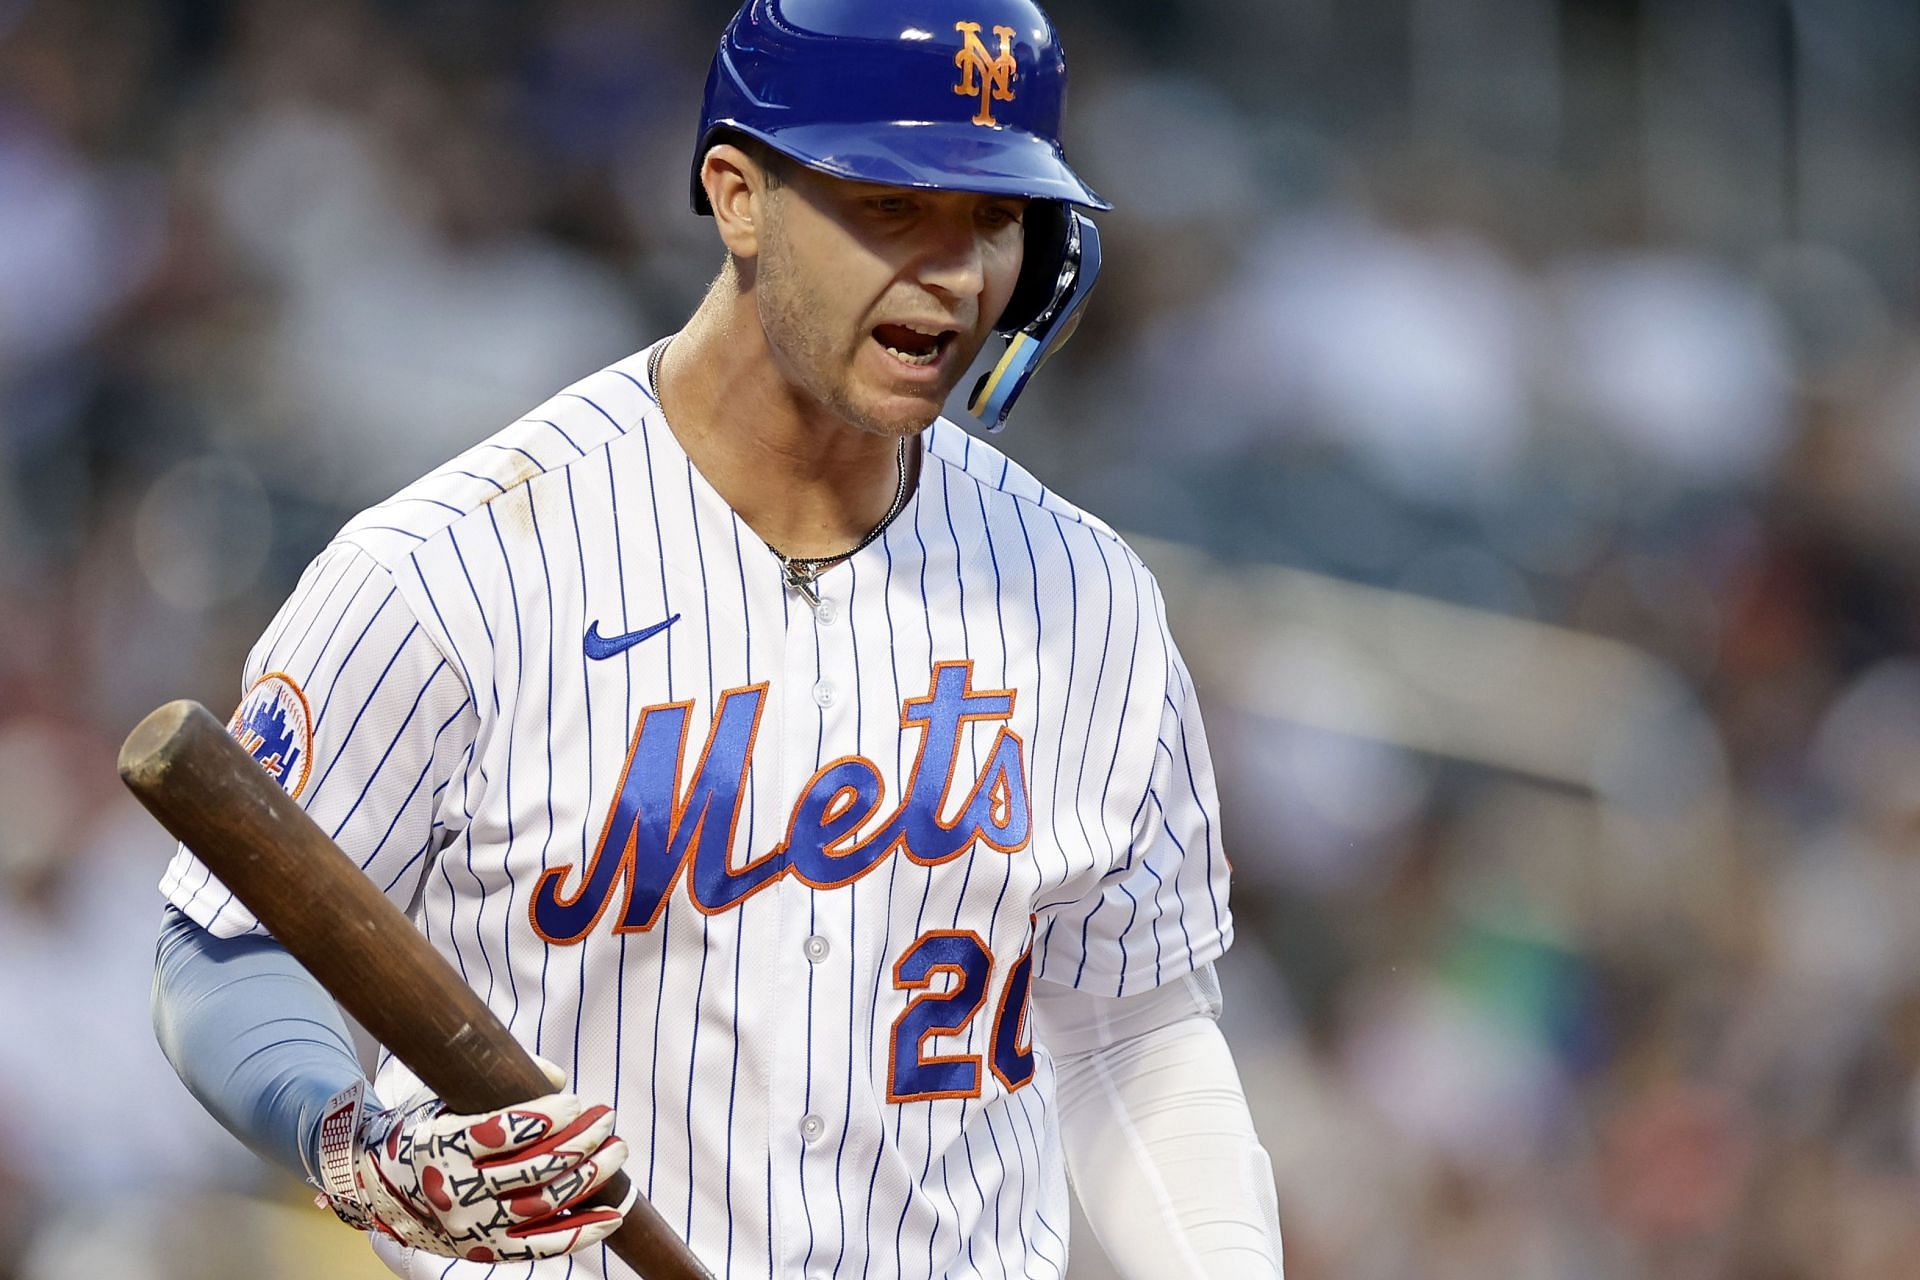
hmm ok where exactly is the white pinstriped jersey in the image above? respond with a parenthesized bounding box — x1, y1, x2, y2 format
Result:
(161, 340, 1234, 1280)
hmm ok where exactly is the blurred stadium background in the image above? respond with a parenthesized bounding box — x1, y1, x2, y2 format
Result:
(6, 0, 1920, 1276)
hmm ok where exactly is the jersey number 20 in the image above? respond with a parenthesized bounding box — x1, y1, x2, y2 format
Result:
(888, 929, 1036, 1102)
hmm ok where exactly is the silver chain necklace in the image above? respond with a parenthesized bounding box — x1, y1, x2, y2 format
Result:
(651, 341, 912, 609)
(767, 437, 909, 607)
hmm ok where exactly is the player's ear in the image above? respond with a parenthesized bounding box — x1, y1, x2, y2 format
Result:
(703, 144, 769, 262)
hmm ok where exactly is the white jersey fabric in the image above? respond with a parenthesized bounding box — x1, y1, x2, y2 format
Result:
(160, 341, 1234, 1280)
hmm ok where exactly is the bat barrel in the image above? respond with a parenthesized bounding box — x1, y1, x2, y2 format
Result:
(118, 699, 198, 791)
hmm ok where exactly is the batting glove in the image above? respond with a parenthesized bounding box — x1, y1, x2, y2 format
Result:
(313, 1059, 632, 1263)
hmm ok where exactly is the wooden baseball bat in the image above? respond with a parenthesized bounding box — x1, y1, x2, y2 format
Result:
(119, 699, 714, 1280)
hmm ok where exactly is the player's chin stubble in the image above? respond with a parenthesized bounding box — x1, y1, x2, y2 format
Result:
(755, 233, 951, 441)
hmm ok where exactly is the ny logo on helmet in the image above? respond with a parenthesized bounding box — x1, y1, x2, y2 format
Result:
(953, 22, 1018, 126)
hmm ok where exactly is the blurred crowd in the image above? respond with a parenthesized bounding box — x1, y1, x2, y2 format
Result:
(6, 0, 1920, 1277)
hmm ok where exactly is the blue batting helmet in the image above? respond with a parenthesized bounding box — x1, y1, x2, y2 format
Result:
(690, 0, 1110, 217)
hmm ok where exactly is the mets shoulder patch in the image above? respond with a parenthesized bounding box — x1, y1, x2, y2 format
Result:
(228, 672, 314, 799)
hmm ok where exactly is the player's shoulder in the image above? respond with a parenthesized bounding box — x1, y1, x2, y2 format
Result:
(923, 417, 1147, 573)
(332, 346, 661, 570)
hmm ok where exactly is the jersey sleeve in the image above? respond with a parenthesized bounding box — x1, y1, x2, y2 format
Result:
(1035, 585, 1235, 998)
(159, 541, 479, 938)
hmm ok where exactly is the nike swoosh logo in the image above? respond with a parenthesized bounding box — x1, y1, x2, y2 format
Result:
(584, 614, 681, 660)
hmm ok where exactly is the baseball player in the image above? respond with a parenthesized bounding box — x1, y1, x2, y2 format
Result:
(151, 1, 1285, 1276)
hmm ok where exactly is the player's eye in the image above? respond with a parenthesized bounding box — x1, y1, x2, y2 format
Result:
(867, 194, 917, 217)
(978, 203, 1024, 231)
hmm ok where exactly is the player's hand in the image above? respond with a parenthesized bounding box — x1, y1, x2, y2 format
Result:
(324, 1060, 632, 1263)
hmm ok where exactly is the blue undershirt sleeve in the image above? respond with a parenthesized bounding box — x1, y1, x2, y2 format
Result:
(151, 905, 381, 1182)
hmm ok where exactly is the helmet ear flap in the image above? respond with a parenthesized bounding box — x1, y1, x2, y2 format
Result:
(968, 210, 1100, 431)
(996, 201, 1071, 333)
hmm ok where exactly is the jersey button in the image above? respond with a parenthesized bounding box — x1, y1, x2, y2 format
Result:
(800, 1113, 826, 1142)
(812, 680, 836, 708)
(804, 934, 830, 963)
(813, 598, 840, 626)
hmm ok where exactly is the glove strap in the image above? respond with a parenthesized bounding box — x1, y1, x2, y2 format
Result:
(314, 1081, 377, 1232)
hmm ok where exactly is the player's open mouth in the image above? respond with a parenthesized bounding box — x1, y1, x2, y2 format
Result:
(873, 323, 955, 370)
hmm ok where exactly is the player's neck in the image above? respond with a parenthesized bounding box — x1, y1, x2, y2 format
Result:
(656, 300, 916, 562)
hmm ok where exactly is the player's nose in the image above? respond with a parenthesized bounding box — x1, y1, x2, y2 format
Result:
(913, 202, 993, 304)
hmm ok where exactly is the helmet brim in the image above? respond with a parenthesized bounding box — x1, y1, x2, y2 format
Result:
(695, 119, 1111, 213)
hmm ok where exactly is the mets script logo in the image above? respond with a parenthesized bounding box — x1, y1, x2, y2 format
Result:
(954, 22, 1018, 126)
(531, 663, 1030, 944)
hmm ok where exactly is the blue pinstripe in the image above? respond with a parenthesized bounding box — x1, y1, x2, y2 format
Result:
(971, 463, 1018, 1277)
(561, 467, 595, 1105)
(251, 550, 331, 669)
(375, 745, 466, 895)
(414, 570, 480, 988)
(1071, 534, 1123, 992)
(1006, 477, 1067, 1274)
(302, 623, 421, 806)
(597, 432, 633, 1280)
(640, 415, 675, 1200)
(798, 592, 823, 1275)
(934, 458, 989, 1280)
(456, 469, 509, 494)
(890, 480, 940, 1277)
(1148, 784, 1199, 971)
(1007, 499, 1064, 971)
(450, 528, 505, 1010)
(532, 418, 586, 456)
(1035, 517, 1088, 988)
(480, 442, 549, 471)
(526, 480, 563, 1057)
(722, 514, 755, 1280)
(1139, 853, 1169, 983)
(559, 394, 624, 436)
(916, 475, 966, 1277)
(827, 551, 864, 1280)
(682, 456, 716, 1246)
(269, 546, 368, 677)
(859, 524, 903, 1277)
(483, 502, 529, 1043)
(1167, 667, 1227, 939)
(609, 366, 661, 412)
(324, 660, 452, 841)
(303, 577, 395, 733)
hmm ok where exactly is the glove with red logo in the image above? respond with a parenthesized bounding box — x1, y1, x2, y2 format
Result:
(313, 1060, 632, 1263)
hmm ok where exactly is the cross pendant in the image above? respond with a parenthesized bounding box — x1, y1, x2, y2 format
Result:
(782, 560, 822, 609)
